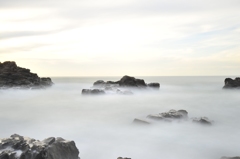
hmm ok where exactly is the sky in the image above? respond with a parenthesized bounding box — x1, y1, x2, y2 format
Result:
(0, 0, 240, 76)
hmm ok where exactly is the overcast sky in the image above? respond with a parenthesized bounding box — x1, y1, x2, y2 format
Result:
(1, 0, 240, 76)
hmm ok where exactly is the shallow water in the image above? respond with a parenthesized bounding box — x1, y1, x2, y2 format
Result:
(0, 76, 239, 159)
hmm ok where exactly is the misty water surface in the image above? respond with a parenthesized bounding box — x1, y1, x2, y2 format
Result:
(0, 76, 239, 159)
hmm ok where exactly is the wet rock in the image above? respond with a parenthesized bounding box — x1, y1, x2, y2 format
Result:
(147, 109, 188, 122)
(133, 118, 150, 125)
(0, 61, 53, 89)
(147, 83, 160, 89)
(82, 89, 105, 95)
(0, 134, 80, 159)
(223, 77, 240, 89)
(117, 157, 131, 159)
(221, 157, 240, 159)
(192, 117, 213, 125)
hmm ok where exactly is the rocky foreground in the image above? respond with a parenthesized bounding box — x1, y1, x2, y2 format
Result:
(223, 77, 240, 89)
(82, 75, 160, 95)
(0, 134, 238, 159)
(0, 134, 79, 159)
(0, 61, 53, 89)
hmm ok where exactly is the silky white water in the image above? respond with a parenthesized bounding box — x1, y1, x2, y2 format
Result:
(0, 76, 239, 159)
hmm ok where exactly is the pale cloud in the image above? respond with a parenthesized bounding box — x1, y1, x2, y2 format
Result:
(0, 0, 240, 76)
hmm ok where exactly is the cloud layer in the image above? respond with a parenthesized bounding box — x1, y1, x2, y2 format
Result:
(1, 0, 240, 76)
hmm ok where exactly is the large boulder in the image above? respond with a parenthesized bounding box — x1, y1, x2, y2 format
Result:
(147, 83, 160, 89)
(0, 134, 80, 159)
(0, 61, 53, 89)
(119, 75, 147, 88)
(223, 77, 240, 89)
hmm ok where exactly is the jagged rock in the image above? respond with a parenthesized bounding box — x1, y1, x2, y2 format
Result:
(82, 89, 105, 95)
(147, 83, 160, 89)
(192, 117, 213, 125)
(147, 109, 188, 122)
(221, 157, 240, 159)
(133, 118, 150, 125)
(0, 61, 53, 89)
(117, 157, 131, 159)
(0, 134, 80, 159)
(223, 77, 240, 89)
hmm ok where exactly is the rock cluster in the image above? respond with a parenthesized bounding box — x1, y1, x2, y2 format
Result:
(82, 75, 160, 95)
(223, 77, 240, 89)
(133, 109, 213, 125)
(0, 134, 80, 159)
(0, 61, 53, 89)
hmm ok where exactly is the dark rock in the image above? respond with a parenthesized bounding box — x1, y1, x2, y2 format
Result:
(93, 80, 106, 87)
(0, 61, 53, 89)
(0, 134, 80, 159)
(117, 157, 131, 159)
(133, 118, 150, 125)
(119, 75, 147, 88)
(223, 77, 240, 89)
(221, 157, 240, 159)
(82, 89, 105, 95)
(147, 109, 188, 122)
(192, 117, 213, 125)
(147, 83, 160, 89)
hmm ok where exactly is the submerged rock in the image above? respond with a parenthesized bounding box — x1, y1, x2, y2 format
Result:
(147, 109, 188, 122)
(0, 134, 80, 159)
(223, 77, 240, 89)
(82, 89, 105, 95)
(0, 61, 53, 89)
(133, 118, 150, 125)
(147, 83, 160, 89)
(192, 117, 213, 125)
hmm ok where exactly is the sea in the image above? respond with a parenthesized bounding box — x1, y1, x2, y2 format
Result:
(0, 76, 239, 159)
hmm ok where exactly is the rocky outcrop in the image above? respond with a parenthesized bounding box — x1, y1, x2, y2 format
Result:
(82, 75, 160, 95)
(0, 134, 80, 159)
(0, 61, 53, 89)
(118, 76, 147, 88)
(117, 157, 131, 159)
(223, 77, 240, 89)
(221, 157, 240, 159)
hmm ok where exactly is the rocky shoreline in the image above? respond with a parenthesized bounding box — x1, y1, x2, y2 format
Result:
(0, 61, 53, 89)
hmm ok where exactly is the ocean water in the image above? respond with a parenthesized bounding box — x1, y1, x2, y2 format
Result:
(0, 76, 239, 159)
